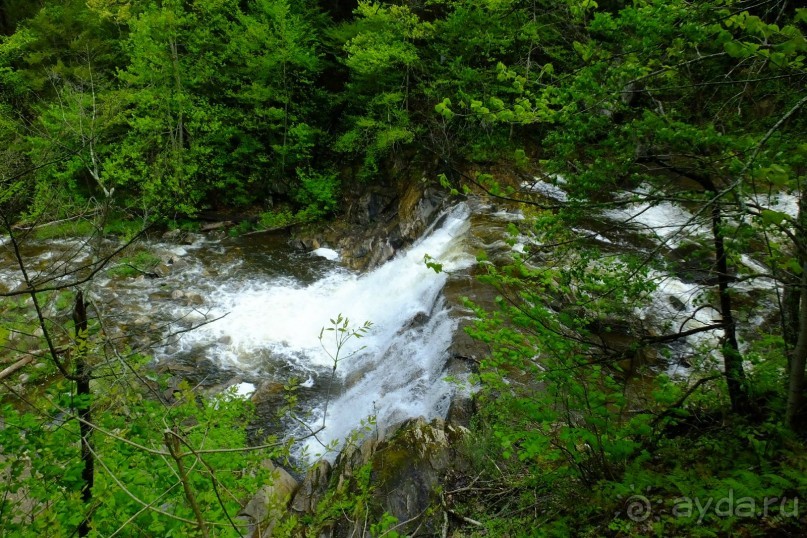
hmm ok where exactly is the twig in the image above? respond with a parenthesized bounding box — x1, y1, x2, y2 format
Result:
(441, 490, 484, 529)
(86, 442, 215, 526)
(11, 210, 100, 232)
(107, 482, 182, 538)
(377, 508, 428, 537)
(651, 374, 723, 427)
(165, 429, 243, 535)
(445, 507, 484, 527)
(0, 356, 34, 380)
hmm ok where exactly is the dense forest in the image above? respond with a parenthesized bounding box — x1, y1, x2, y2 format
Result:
(2, 0, 807, 536)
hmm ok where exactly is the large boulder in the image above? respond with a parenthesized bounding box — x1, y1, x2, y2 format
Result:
(290, 459, 332, 515)
(238, 461, 299, 538)
(308, 417, 468, 537)
(292, 176, 448, 271)
(370, 417, 466, 529)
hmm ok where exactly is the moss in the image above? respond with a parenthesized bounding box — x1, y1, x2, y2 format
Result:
(33, 220, 94, 240)
(103, 217, 144, 240)
(373, 443, 413, 486)
(53, 290, 76, 312)
(107, 250, 161, 278)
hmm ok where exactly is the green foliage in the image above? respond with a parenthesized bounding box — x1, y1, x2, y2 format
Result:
(0, 368, 279, 537)
(330, 2, 433, 179)
(254, 168, 340, 231)
(466, 245, 659, 482)
(292, 168, 340, 217)
(1, 1, 806, 535)
(257, 208, 296, 231)
(232, 0, 323, 192)
(103, 214, 146, 241)
(106, 250, 161, 278)
(448, 1, 807, 535)
(423, 253, 443, 274)
(31, 219, 95, 240)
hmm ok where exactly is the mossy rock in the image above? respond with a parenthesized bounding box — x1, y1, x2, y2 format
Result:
(325, 417, 469, 537)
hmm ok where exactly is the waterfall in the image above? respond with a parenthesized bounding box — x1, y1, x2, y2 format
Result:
(159, 203, 476, 459)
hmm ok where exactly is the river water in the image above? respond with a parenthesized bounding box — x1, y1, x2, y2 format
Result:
(154, 203, 480, 458)
(1, 187, 790, 460)
(0, 202, 497, 461)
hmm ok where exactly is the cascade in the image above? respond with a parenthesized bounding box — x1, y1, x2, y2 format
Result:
(157, 203, 477, 459)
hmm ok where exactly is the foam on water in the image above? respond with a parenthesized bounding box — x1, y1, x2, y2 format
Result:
(751, 191, 798, 219)
(312, 248, 339, 261)
(158, 204, 476, 459)
(638, 272, 724, 377)
(521, 178, 569, 202)
(301, 295, 461, 459)
(603, 200, 709, 248)
(233, 382, 256, 398)
(167, 205, 472, 364)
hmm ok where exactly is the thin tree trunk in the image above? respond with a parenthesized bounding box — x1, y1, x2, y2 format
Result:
(165, 430, 209, 538)
(712, 201, 749, 413)
(786, 261, 807, 429)
(170, 37, 184, 153)
(73, 291, 94, 537)
(782, 282, 801, 358)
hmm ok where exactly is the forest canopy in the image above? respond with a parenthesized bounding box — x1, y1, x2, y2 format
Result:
(1, 0, 807, 536)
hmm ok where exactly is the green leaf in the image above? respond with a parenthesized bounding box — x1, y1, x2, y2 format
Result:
(760, 209, 789, 226)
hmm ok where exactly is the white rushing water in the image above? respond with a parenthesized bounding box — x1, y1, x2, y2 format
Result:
(0, 202, 484, 461)
(160, 203, 477, 459)
(603, 199, 709, 248)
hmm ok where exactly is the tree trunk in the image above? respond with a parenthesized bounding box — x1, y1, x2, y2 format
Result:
(782, 282, 801, 358)
(73, 291, 94, 537)
(165, 430, 210, 538)
(170, 37, 184, 153)
(711, 201, 749, 413)
(786, 262, 807, 429)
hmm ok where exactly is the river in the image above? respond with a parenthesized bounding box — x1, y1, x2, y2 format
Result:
(0, 188, 789, 461)
(1, 201, 510, 461)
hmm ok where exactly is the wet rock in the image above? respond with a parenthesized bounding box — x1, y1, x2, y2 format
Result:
(404, 310, 430, 330)
(447, 395, 475, 428)
(668, 295, 687, 311)
(200, 221, 231, 232)
(239, 461, 299, 538)
(324, 417, 469, 537)
(181, 232, 203, 245)
(447, 321, 485, 367)
(149, 291, 171, 302)
(153, 264, 172, 277)
(293, 178, 448, 271)
(400, 187, 442, 240)
(357, 191, 396, 225)
(170, 290, 185, 300)
(168, 256, 189, 271)
(185, 292, 204, 305)
(291, 459, 332, 514)
(162, 229, 182, 241)
(251, 382, 287, 408)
